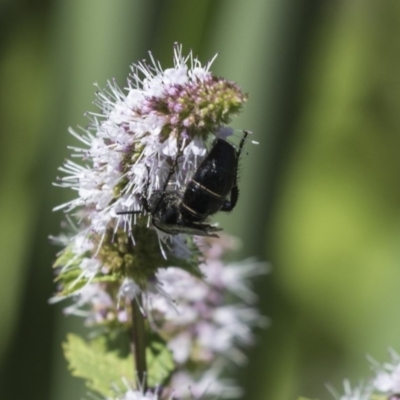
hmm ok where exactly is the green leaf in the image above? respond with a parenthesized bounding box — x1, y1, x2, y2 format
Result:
(55, 266, 120, 297)
(53, 246, 87, 269)
(146, 339, 175, 387)
(63, 333, 134, 397)
(63, 333, 175, 395)
(168, 237, 203, 279)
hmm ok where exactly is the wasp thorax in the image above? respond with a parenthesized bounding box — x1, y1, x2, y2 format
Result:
(118, 131, 249, 238)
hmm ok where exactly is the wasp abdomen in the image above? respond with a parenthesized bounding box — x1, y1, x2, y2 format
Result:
(181, 139, 238, 221)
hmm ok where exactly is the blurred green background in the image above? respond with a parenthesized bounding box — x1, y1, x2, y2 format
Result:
(1, 0, 400, 399)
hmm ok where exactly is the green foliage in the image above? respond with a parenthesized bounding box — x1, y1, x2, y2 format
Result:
(53, 228, 202, 300)
(53, 246, 84, 270)
(53, 266, 120, 298)
(63, 333, 175, 396)
(146, 339, 175, 388)
(63, 334, 135, 397)
(172, 237, 203, 279)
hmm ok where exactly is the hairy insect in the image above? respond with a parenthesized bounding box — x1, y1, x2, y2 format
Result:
(119, 131, 249, 236)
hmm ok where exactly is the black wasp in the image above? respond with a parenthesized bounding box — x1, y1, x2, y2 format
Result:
(119, 130, 249, 236)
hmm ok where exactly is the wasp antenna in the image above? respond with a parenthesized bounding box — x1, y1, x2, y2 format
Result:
(237, 130, 249, 157)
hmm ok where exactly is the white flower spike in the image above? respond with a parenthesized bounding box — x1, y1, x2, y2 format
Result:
(52, 45, 259, 400)
(55, 44, 247, 239)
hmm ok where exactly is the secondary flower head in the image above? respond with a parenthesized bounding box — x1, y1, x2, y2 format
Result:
(337, 381, 373, 400)
(60, 234, 268, 399)
(371, 349, 400, 395)
(55, 43, 248, 239)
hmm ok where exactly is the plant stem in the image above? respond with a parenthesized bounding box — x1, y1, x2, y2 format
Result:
(131, 299, 147, 390)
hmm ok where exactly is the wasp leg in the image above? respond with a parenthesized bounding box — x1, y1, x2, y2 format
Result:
(220, 131, 248, 212)
(152, 149, 182, 214)
(220, 185, 238, 212)
(154, 220, 221, 237)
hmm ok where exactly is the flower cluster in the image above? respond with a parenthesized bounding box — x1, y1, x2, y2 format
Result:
(331, 381, 372, 400)
(52, 44, 261, 399)
(151, 236, 268, 367)
(370, 349, 400, 397)
(52, 43, 251, 299)
(55, 43, 247, 239)
(52, 224, 198, 302)
(328, 350, 400, 400)
(62, 234, 267, 399)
